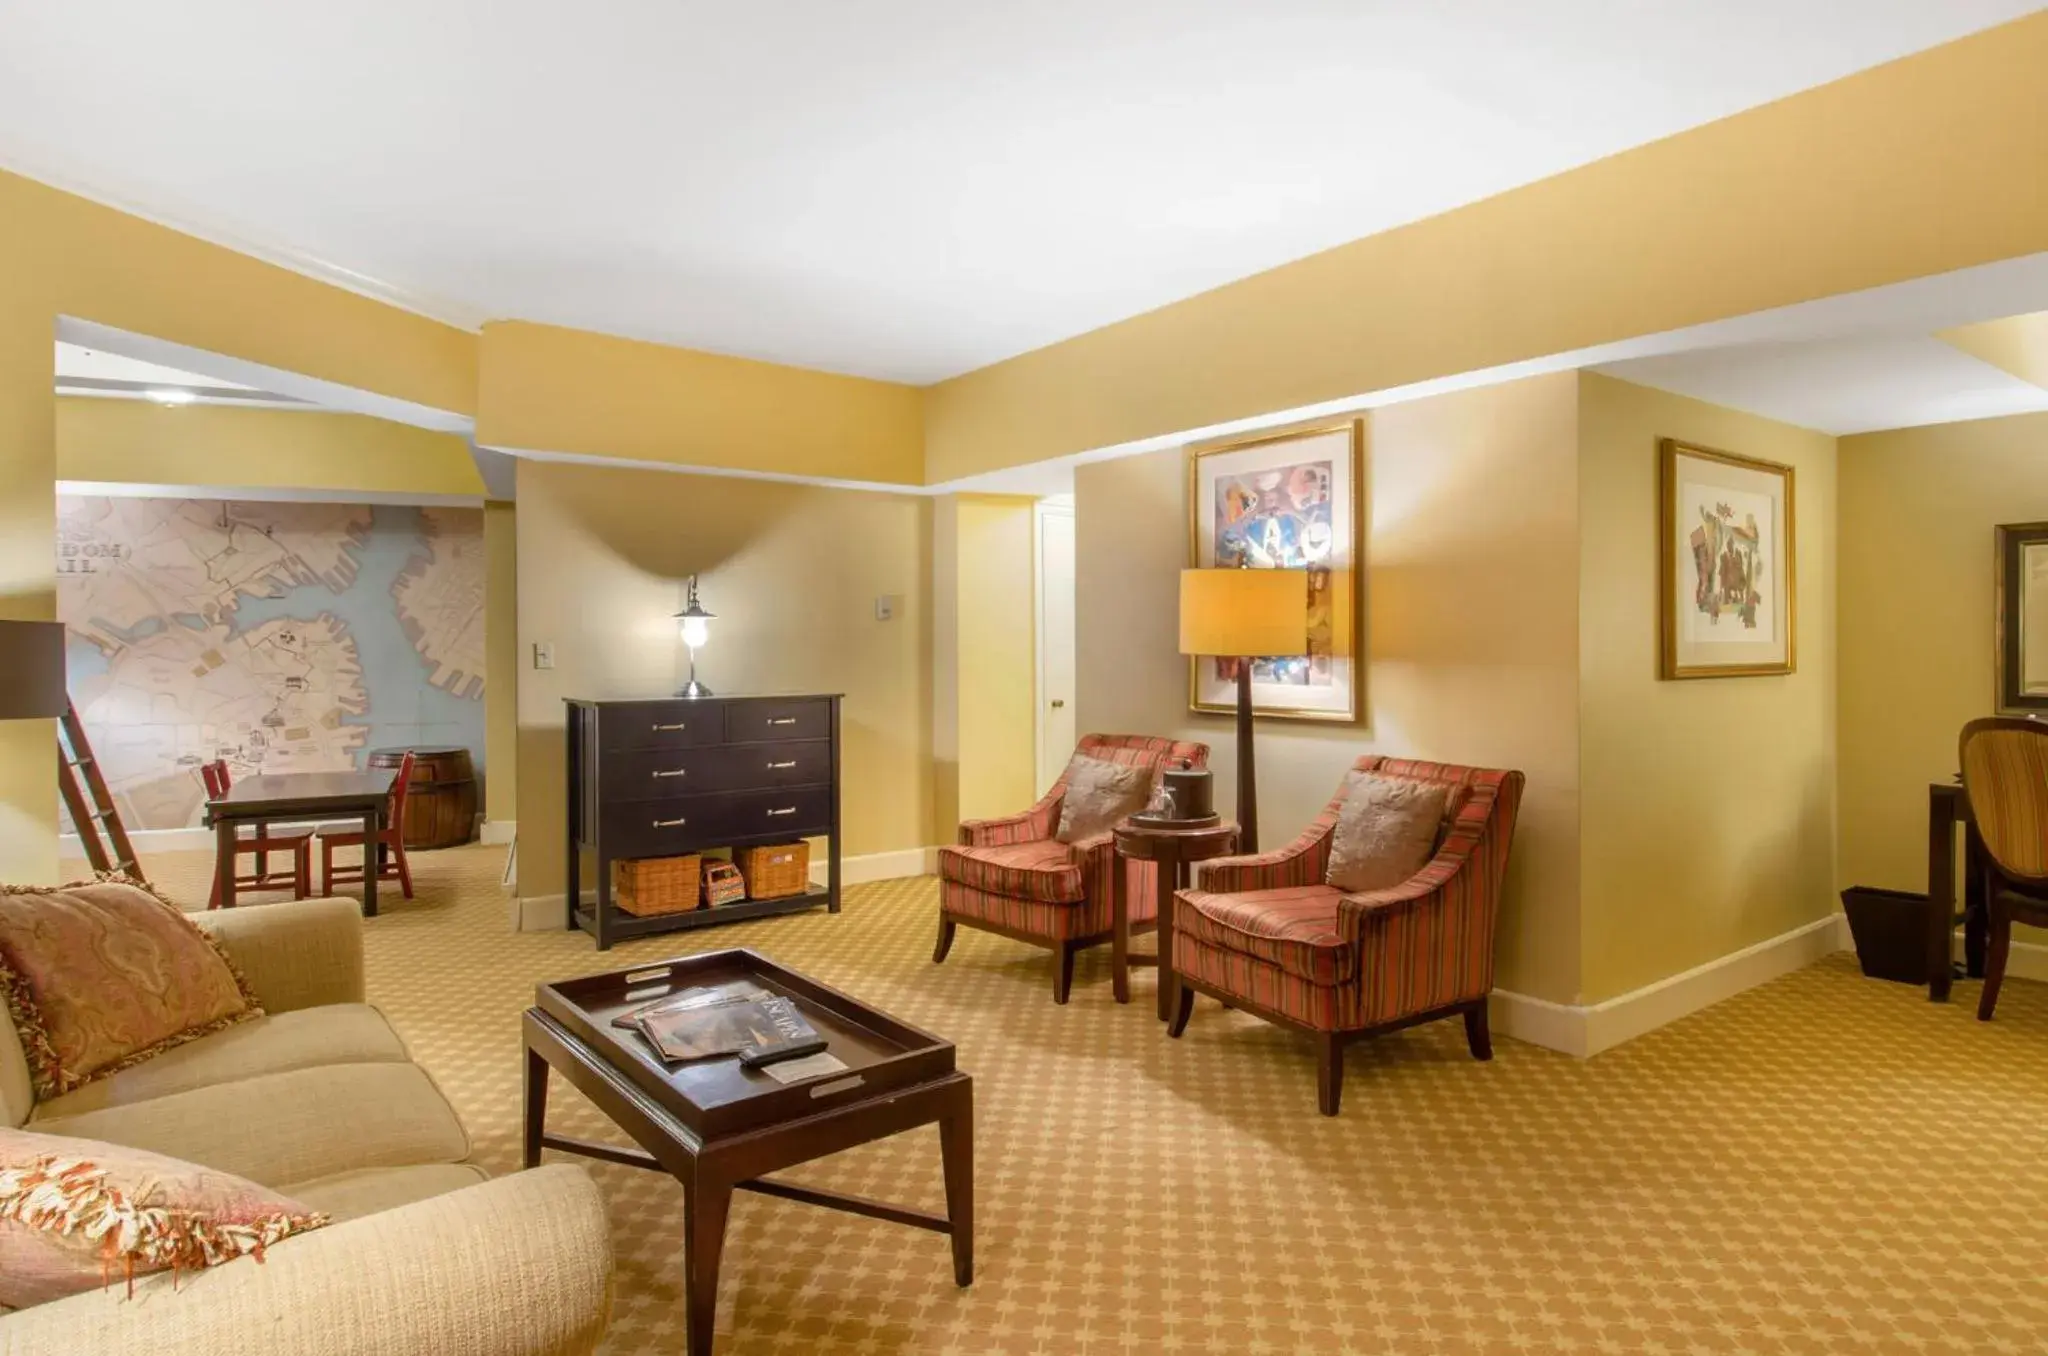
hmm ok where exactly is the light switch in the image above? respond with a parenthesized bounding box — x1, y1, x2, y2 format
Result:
(532, 642, 555, 670)
(875, 594, 900, 621)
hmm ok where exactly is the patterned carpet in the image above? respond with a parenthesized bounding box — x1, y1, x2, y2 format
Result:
(126, 844, 2048, 1355)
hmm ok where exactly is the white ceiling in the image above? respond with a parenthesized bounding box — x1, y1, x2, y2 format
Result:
(1595, 336, 2048, 435)
(0, 2, 2037, 383)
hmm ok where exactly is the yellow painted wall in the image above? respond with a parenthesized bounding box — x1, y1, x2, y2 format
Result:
(477, 321, 925, 486)
(484, 501, 519, 824)
(0, 286, 58, 885)
(1576, 374, 1838, 1003)
(924, 13, 2048, 481)
(950, 496, 1037, 824)
(1838, 412, 2048, 948)
(514, 459, 933, 906)
(55, 398, 485, 498)
(1074, 376, 1584, 1003)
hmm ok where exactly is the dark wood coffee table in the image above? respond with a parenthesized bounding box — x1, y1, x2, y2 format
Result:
(523, 949, 973, 1356)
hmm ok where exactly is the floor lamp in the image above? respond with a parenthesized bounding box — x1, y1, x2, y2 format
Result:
(1178, 568, 1308, 855)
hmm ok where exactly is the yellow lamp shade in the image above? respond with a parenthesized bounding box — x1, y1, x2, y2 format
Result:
(1179, 568, 1310, 657)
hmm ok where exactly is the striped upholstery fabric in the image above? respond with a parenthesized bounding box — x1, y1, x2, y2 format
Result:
(1960, 722, 2048, 881)
(940, 734, 1207, 949)
(1177, 885, 1354, 984)
(1175, 756, 1525, 1031)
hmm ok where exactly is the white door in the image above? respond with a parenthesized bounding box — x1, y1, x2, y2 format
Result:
(1036, 502, 1077, 793)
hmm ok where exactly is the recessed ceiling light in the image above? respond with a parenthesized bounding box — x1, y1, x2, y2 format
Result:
(145, 389, 196, 406)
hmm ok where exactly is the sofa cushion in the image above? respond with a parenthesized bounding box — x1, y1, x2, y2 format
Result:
(1178, 884, 1357, 985)
(0, 1126, 326, 1309)
(1326, 771, 1448, 893)
(0, 879, 261, 1101)
(31, 1004, 408, 1120)
(282, 1163, 491, 1222)
(937, 840, 1085, 904)
(1054, 754, 1154, 843)
(31, 1062, 471, 1190)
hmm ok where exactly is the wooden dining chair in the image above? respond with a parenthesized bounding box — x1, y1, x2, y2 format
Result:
(318, 751, 416, 900)
(200, 760, 313, 908)
(1957, 716, 2048, 1021)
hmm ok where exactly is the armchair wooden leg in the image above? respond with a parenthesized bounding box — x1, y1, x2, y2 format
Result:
(933, 914, 957, 964)
(1052, 942, 1076, 1005)
(1464, 1003, 1493, 1061)
(1167, 983, 1195, 1038)
(1315, 1033, 1344, 1117)
(1978, 899, 2012, 1022)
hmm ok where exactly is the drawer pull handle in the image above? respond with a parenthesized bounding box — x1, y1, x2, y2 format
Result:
(652, 817, 687, 828)
(651, 769, 687, 779)
(652, 722, 687, 732)
(766, 760, 797, 770)
(767, 717, 797, 726)
(766, 807, 797, 817)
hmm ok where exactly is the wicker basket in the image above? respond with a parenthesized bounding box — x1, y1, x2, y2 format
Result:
(738, 842, 810, 900)
(612, 855, 702, 916)
(701, 860, 745, 907)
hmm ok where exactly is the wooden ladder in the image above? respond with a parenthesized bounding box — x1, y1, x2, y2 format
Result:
(57, 699, 145, 884)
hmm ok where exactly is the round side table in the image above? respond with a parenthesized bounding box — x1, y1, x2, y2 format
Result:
(1112, 820, 1241, 1020)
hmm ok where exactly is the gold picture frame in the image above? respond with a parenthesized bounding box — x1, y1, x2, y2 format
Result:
(1993, 522, 2048, 715)
(1186, 420, 1365, 722)
(1659, 438, 1796, 679)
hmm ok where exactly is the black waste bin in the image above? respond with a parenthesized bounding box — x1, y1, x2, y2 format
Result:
(1840, 886, 1932, 984)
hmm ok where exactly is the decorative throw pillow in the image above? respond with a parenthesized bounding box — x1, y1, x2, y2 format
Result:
(0, 878, 261, 1102)
(1055, 755, 1155, 843)
(1325, 772, 1450, 893)
(0, 1127, 326, 1307)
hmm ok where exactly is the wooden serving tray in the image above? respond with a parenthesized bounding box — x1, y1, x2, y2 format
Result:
(535, 948, 955, 1140)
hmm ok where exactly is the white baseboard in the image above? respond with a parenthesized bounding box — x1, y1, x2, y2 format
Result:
(480, 820, 516, 846)
(1956, 932, 2048, 982)
(513, 846, 942, 931)
(1492, 913, 1851, 1059)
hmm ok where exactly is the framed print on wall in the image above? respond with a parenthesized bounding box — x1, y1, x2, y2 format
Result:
(1994, 522, 2048, 715)
(1187, 420, 1363, 721)
(1659, 438, 1796, 679)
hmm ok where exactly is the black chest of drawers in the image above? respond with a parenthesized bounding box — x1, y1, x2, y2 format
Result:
(565, 694, 841, 948)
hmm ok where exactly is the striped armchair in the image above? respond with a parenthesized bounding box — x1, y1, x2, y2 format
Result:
(1169, 756, 1524, 1115)
(935, 734, 1210, 1003)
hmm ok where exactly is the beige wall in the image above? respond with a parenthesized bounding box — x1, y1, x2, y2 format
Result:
(1576, 374, 1838, 1002)
(514, 459, 933, 905)
(0, 290, 56, 884)
(1838, 412, 2048, 947)
(1075, 375, 1584, 1003)
(55, 398, 485, 498)
(484, 501, 518, 824)
(950, 496, 1037, 824)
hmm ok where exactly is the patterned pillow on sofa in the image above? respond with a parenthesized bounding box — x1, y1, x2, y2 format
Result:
(0, 1127, 326, 1307)
(0, 878, 261, 1101)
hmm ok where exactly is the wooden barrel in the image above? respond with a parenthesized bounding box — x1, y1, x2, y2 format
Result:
(368, 746, 477, 850)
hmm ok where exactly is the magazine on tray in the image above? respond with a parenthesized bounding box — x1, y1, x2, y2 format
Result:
(616, 980, 827, 1066)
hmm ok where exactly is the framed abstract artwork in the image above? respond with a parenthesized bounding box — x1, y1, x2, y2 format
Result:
(1994, 522, 2048, 715)
(1187, 420, 1363, 721)
(1659, 438, 1796, 679)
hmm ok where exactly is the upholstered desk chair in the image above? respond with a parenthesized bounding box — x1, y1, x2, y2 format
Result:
(1170, 755, 1524, 1114)
(1958, 716, 2048, 1022)
(935, 734, 1209, 1003)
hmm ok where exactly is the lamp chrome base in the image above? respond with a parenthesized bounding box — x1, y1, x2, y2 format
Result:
(677, 678, 713, 699)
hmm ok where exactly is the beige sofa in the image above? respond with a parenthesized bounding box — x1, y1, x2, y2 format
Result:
(0, 896, 613, 1355)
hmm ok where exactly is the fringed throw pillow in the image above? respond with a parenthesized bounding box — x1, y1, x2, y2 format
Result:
(0, 877, 261, 1102)
(0, 1127, 326, 1308)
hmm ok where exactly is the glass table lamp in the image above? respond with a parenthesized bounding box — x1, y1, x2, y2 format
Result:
(673, 576, 716, 699)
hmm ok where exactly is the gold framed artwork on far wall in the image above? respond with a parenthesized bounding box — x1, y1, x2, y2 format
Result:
(1659, 438, 1796, 679)
(1993, 522, 2048, 715)
(1187, 420, 1364, 722)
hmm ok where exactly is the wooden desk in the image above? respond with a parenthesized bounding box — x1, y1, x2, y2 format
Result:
(1111, 820, 1240, 1020)
(1926, 781, 1990, 1001)
(524, 950, 971, 1356)
(206, 771, 394, 915)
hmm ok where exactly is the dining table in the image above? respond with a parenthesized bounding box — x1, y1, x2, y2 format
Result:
(205, 769, 396, 916)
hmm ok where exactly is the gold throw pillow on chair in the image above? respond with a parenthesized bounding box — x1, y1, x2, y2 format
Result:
(1325, 771, 1449, 893)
